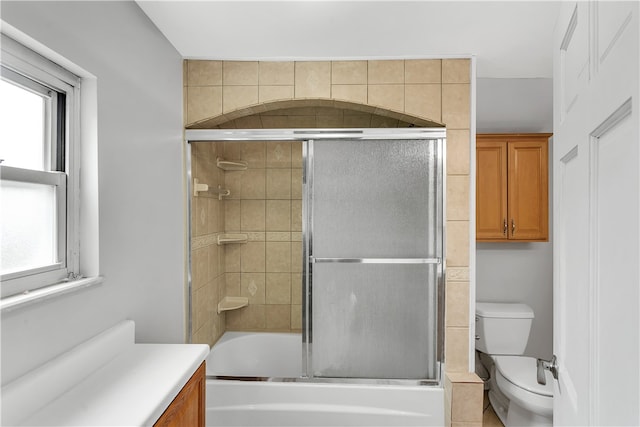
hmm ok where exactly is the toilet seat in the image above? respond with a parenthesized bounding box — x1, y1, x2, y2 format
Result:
(495, 356, 553, 396)
(494, 356, 553, 418)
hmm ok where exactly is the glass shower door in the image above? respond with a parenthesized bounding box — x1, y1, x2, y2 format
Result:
(305, 138, 443, 381)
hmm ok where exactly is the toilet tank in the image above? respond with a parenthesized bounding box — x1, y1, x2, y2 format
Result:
(475, 302, 534, 355)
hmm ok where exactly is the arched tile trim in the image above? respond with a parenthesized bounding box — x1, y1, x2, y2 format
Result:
(186, 99, 444, 129)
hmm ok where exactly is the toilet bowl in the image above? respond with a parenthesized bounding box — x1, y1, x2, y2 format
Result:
(475, 302, 554, 427)
(495, 356, 553, 426)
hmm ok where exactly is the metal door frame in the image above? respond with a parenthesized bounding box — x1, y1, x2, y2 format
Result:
(185, 128, 446, 385)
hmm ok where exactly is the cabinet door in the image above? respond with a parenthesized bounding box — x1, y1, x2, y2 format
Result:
(508, 140, 548, 241)
(476, 140, 508, 240)
(154, 362, 205, 427)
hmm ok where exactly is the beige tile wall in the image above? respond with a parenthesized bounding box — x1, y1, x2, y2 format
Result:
(445, 372, 484, 426)
(185, 59, 451, 128)
(220, 141, 303, 332)
(190, 142, 226, 346)
(185, 57, 473, 353)
(185, 58, 478, 425)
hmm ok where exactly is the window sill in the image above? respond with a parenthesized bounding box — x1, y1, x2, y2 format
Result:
(0, 276, 103, 313)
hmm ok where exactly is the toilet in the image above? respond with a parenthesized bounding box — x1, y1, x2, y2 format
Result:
(475, 302, 553, 427)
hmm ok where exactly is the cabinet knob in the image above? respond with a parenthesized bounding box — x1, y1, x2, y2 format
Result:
(503, 219, 507, 235)
(511, 219, 516, 235)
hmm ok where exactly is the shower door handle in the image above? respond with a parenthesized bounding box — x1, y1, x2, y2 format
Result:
(310, 257, 441, 264)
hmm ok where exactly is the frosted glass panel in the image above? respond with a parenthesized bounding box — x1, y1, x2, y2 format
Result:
(307, 138, 443, 380)
(1, 180, 56, 274)
(312, 263, 438, 379)
(312, 139, 439, 258)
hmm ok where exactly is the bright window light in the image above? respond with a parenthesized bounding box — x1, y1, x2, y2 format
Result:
(0, 79, 47, 171)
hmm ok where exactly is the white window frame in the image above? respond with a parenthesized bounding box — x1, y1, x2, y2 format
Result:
(1, 34, 81, 299)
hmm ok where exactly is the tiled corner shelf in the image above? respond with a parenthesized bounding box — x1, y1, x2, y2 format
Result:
(216, 158, 248, 171)
(216, 233, 248, 245)
(217, 296, 249, 314)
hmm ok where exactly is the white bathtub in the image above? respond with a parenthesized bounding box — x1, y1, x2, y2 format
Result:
(206, 331, 301, 377)
(205, 332, 444, 426)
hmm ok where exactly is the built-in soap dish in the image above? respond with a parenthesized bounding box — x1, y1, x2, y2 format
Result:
(216, 157, 248, 171)
(216, 233, 248, 245)
(217, 296, 249, 314)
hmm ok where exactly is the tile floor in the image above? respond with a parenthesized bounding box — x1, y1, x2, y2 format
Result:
(483, 391, 504, 427)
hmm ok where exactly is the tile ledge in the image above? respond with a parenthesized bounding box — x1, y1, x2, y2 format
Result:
(445, 372, 483, 384)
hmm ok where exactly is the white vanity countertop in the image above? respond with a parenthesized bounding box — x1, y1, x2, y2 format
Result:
(18, 343, 208, 426)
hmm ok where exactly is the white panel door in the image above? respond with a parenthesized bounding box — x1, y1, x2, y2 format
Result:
(552, 1, 640, 425)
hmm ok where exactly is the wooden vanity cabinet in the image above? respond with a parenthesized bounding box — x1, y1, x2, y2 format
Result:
(476, 134, 551, 242)
(154, 362, 205, 427)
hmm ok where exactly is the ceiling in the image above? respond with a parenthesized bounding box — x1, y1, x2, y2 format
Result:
(136, 1, 560, 79)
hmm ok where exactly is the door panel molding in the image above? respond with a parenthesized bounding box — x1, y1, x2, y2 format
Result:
(560, 3, 589, 119)
(555, 144, 587, 423)
(589, 104, 638, 425)
(596, 2, 634, 66)
(590, 97, 633, 138)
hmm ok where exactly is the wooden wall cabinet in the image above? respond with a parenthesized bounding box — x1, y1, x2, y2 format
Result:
(476, 134, 551, 242)
(154, 362, 206, 427)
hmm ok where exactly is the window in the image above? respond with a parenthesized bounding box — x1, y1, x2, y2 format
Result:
(1, 35, 81, 298)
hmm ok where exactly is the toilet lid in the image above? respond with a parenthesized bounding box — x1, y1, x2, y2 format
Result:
(494, 356, 554, 397)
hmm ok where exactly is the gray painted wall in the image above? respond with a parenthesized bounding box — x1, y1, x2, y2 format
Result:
(476, 78, 554, 359)
(1, 1, 185, 384)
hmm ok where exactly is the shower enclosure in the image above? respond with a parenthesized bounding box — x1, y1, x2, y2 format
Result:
(187, 128, 445, 384)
